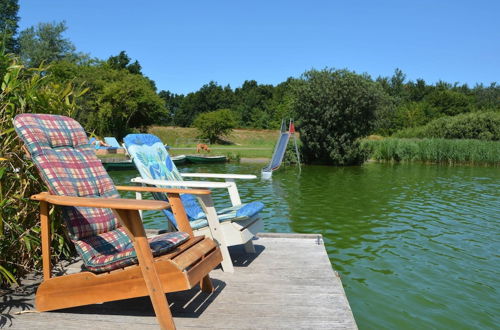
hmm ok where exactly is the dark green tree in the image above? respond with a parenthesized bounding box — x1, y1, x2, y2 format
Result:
(48, 60, 166, 138)
(423, 89, 474, 116)
(94, 72, 164, 138)
(0, 0, 19, 53)
(175, 81, 234, 126)
(18, 21, 77, 67)
(265, 78, 302, 129)
(407, 78, 431, 102)
(472, 83, 500, 110)
(107, 50, 142, 74)
(233, 80, 274, 127)
(193, 109, 236, 144)
(376, 68, 410, 102)
(158, 90, 185, 125)
(295, 69, 387, 165)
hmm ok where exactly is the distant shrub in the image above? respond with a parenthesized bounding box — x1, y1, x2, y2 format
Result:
(283, 141, 301, 165)
(193, 109, 236, 144)
(225, 152, 241, 162)
(294, 69, 388, 165)
(394, 111, 500, 140)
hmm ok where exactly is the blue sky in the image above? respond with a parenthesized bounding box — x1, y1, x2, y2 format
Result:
(18, 0, 500, 94)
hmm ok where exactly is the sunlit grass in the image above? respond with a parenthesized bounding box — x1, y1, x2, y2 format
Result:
(148, 126, 279, 158)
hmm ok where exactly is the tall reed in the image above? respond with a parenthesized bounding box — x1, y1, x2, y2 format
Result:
(361, 138, 500, 165)
(0, 51, 82, 286)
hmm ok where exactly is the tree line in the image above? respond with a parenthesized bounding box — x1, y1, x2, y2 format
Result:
(2, 0, 499, 150)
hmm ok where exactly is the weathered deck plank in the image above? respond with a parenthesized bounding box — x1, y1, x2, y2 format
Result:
(1, 233, 357, 329)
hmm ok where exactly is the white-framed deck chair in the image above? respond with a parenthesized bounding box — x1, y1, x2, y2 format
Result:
(123, 134, 265, 273)
(14, 114, 223, 329)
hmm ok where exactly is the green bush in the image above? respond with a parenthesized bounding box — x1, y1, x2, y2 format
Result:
(193, 109, 236, 144)
(0, 52, 77, 286)
(394, 111, 500, 140)
(361, 138, 500, 165)
(294, 69, 388, 165)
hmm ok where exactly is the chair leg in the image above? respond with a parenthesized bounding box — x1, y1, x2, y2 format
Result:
(115, 210, 176, 330)
(200, 275, 214, 293)
(135, 237, 176, 329)
(198, 195, 234, 273)
(244, 240, 256, 254)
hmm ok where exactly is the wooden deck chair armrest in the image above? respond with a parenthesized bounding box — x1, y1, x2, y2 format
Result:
(116, 185, 211, 196)
(30, 192, 170, 210)
(131, 177, 232, 189)
(30, 192, 188, 284)
(180, 173, 257, 180)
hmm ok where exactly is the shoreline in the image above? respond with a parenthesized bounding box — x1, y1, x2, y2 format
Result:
(239, 157, 269, 164)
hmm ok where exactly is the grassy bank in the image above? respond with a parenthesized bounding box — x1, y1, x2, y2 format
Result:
(362, 138, 500, 165)
(148, 126, 279, 158)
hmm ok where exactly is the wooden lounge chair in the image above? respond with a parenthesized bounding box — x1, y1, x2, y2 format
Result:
(123, 134, 265, 273)
(14, 114, 223, 330)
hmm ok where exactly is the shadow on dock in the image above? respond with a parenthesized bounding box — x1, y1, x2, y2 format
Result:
(1, 234, 357, 329)
(228, 241, 265, 268)
(1, 281, 37, 327)
(57, 278, 226, 319)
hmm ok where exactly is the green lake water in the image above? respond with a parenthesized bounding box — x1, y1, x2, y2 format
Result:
(110, 162, 500, 329)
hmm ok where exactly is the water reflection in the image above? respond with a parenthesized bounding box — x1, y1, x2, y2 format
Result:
(110, 162, 500, 329)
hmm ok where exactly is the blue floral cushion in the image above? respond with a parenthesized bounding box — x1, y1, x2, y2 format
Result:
(124, 133, 264, 230)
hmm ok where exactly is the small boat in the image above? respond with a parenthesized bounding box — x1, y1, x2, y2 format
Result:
(101, 155, 187, 171)
(171, 154, 187, 165)
(102, 159, 136, 171)
(186, 155, 227, 164)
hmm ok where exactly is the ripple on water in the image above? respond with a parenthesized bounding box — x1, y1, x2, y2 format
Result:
(110, 162, 500, 329)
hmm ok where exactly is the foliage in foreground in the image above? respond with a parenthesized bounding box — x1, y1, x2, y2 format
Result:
(393, 111, 500, 141)
(0, 51, 76, 287)
(193, 109, 236, 144)
(294, 69, 388, 165)
(361, 138, 500, 165)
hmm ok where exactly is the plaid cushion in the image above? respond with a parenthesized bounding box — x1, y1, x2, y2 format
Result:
(14, 114, 190, 273)
(14, 114, 119, 240)
(77, 228, 190, 273)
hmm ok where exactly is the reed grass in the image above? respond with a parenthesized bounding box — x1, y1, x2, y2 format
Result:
(0, 53, 76, 287)
(361, 138, 500, 165)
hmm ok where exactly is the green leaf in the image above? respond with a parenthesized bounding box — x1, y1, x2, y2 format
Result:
(0, 265, 17, 285)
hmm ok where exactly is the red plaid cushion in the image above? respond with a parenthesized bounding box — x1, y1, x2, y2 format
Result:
(14, 114, 119, 239)
(76, 229, 190, 273)
(14, 114, 191, 273)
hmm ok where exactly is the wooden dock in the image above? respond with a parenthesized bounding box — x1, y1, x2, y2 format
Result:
(1, 233, 357, 329)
